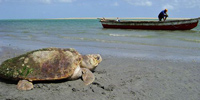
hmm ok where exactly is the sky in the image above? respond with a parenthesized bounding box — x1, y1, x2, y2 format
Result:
(0, 0, 199, 19)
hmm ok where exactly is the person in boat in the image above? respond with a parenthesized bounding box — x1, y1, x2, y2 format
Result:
(158, 9, 168, 21)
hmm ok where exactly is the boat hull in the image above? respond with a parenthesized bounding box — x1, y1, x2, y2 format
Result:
(100, 18, 199, 30)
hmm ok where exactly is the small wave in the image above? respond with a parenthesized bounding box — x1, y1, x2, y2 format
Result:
(0, 30, 14, 32)
(59, 35, 119, 43)
(58, 35, 160, 47)
(97, 32, 155, 38)
(5, 34, 17, 37)
(179, 38, 200, 43)
(97, 32, 110, 35)
(22, 31, 30, 33)
(130, 34, 155, 38)
(109, 33, 155, 38)
(58, 35, 200, 50)
(109, 34, 126, 37)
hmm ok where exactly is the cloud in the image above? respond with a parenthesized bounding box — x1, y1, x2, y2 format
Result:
(0, 0, 6, 3)
(40, 0, 76, 4)
(40, 0, 51, 4)
(112, 2, 119, 6)
(124, 0, 152, 6)
(160, 0, 200, 9)
(162, 4, 174, 10)
(124, 0, 200, 9)
(0, 0, 76, 4)
(58, 0, 75, 3)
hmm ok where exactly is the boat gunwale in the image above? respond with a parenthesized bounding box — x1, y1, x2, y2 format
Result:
(100, 17, 200, 24)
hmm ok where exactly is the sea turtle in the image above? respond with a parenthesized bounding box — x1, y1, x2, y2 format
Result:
(0, 48, 102, 91)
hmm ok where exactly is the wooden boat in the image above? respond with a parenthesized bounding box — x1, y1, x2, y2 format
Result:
(99, 18, 199, 30)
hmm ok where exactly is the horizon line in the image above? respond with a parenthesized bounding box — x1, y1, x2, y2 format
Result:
(0, 17, 191, 20)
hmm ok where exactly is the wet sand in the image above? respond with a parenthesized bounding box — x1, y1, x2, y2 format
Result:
(0, 46, 200, 100)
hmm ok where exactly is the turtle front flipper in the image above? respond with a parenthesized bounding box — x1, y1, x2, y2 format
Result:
(17, 80, 33, 91)
(81, 68, 95, 85)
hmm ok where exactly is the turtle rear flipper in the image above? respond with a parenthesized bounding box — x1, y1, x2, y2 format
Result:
(81, 68, 95, 85)
(17, 80, 33, 91)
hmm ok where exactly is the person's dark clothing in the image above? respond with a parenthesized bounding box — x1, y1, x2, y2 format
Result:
(158, 10, 168, 21)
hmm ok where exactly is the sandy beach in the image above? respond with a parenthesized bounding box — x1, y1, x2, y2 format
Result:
(0, 46, 199, 100)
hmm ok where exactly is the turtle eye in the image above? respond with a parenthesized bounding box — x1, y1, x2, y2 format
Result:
(96, 56, 100, 60)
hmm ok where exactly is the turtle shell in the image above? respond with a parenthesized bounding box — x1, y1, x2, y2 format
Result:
(0, 48, 82, 81)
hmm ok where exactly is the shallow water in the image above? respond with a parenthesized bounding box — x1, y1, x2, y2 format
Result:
(0, 19, 200, 61)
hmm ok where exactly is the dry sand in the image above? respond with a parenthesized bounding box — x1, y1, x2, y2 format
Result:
(0, 46, 200, 100)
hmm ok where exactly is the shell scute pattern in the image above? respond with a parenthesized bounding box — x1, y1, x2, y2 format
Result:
(0, 48, 82, 81)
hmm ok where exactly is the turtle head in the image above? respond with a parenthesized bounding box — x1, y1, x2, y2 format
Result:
(81, 54, 102, 71)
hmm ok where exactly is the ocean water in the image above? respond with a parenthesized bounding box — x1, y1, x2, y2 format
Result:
(0, 19, 200, 61)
